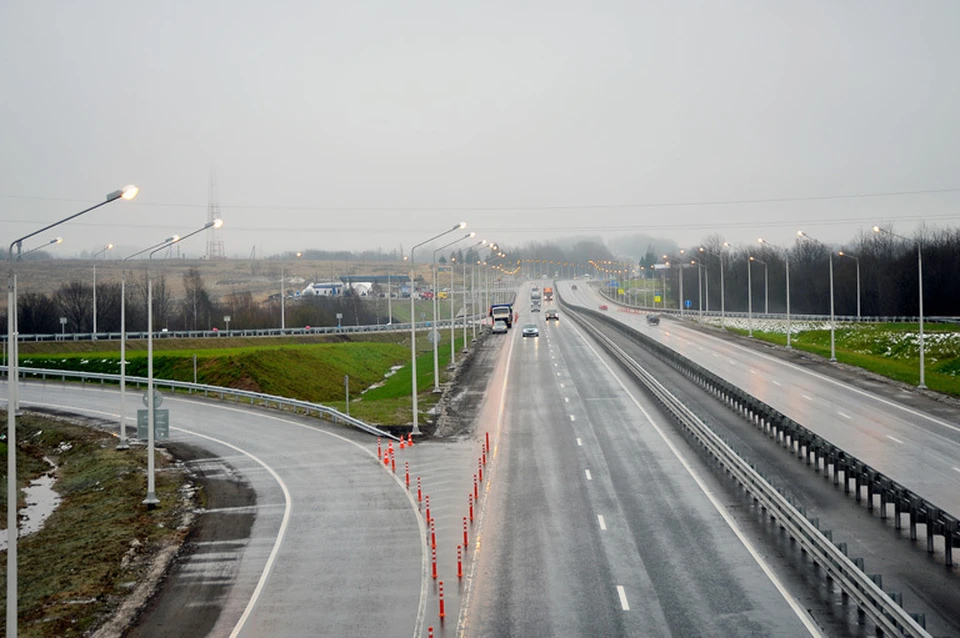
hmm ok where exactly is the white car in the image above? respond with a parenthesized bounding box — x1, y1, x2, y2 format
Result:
(492, 320, 509, 334)
(521, 324, 539, 338)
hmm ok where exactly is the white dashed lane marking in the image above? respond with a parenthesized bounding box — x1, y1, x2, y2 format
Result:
(887, 435, 904, 444)
(617, 586, 630, 611)
(838, 412, 851, 419)
(598, 515, 607, 530)
(585, 469, 592, 481)
(576, 438, 583, 447)
(772, 380, 781, 386)
(802, 395, 813, 401)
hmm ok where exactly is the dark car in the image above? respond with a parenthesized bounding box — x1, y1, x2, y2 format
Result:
(545, 309, 559, 320)
(571, 284, 578, 290)
(646, 314, 660, 326)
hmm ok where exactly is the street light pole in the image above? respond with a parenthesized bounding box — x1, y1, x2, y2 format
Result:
(7, 184, 137, 638)
(91, 243, 113, 339)
(838, 251, 861, 319)
(410, 223, 466, 435)
(747, 255, 754, 337)
(432, 232, 474, 392)
(874, 227, 925, 388)
(119, 235, 179, 451)
(759, 238, 792, 349)
(798, 231, 836, 362)
(142, 219, 223, 506)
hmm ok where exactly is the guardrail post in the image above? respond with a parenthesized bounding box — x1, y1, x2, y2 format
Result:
(910, 502, 918, 541)
(855, 469, 862, 502)
(927, 509, 937, 553)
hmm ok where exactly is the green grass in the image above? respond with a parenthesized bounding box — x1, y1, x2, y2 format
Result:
(0, 414, 185, 637)
(17, 331, 468, 426)
(727, 322, 960, 396)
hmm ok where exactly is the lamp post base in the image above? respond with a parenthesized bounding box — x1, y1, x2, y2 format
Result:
(142, 493, 160, 507)
(116, 442, 130, 451)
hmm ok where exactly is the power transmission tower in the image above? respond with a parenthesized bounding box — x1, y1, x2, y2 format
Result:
(206, 170, 226, 260)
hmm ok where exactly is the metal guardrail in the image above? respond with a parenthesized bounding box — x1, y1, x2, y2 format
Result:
(595, 287, 960, 324)
(561, 296, 932, 636)
(4, 366, 400, 442)
(1, 315, 488, 343)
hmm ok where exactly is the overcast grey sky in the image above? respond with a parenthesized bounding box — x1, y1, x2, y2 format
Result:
(2, 1, 959, 259)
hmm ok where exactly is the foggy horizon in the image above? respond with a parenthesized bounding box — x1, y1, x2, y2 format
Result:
(3, 2, 959, 259)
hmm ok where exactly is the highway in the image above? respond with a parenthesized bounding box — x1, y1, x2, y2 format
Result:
(10, 381, 426, 637)
(560, 281, 960, 518)
(460, 302, 821, 637)
(11, 281, 960, 636)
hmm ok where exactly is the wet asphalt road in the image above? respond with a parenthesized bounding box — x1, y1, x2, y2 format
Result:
(462, 301, 818, 637)
(11, 381, 425, 637)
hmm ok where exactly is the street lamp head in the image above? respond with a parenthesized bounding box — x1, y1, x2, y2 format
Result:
(120, 185, 140, 200)
(210, 218, 224, 229)
(106, 243, 114, 250)
(872, 226, 882, 233)
(750, 256, 756, 261)
(758, 238, 765, 244)
(838, 251, 845, 256)
(457, 222, 467, 230)
(296, 251, 303, 257)
(797, 230, 806, 238)
(169, 235, 180, 243)
(53, 237, 63, 245)
(468, 231, 476, 238)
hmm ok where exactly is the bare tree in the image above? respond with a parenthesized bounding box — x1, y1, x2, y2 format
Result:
(55, 281, 93, 332)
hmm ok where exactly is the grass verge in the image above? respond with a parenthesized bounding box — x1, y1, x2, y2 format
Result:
(0, 413, 188, 637)
(726, 322, 960, 396)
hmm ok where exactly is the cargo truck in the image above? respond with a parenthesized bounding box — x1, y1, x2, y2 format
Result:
(543, 286, 554, 301)
(489, 302, 514, 329)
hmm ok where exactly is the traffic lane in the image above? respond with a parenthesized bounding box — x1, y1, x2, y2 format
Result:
(632, 313, 960, 515)
(466, 315, 629, 637)
(13, 381, 424, 638)
(467, 312, 815, 636)
(597, 320, 960, 636)
(554, 318, 817, 636)
(559, 282, 960, 514)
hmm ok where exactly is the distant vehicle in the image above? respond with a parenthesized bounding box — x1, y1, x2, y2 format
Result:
(521, 324, 539, 337)
(646, 314, 660, 326)
(492, 320, 509, 334)
(531, 305, 540, 312)
(489, 303, 514, 328)
(438, 291, 448, 300)
(571, 284, 578, 290)
(599, 304, 608, 311)
(545, 309, 559, 320)
(543, 286, 554, 301)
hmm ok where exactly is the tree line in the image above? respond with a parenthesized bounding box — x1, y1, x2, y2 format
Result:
(658, 227, 960, 317)
(7, 268, 383, 335)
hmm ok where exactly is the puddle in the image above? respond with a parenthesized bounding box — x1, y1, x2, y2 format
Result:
(0, 457, 62, 551)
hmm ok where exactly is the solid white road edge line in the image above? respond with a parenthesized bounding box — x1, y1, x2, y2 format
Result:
(662, 320, 960, 435)
(568, 322, 823, 637)
(457, 321, 518, 637)
(21, 395, 429, 638)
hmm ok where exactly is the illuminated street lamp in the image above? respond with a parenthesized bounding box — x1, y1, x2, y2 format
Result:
(749, 256, 768, 315)
(798, 230, 836, 362)
(837, 250, 861, 319)
(432, 232, 474, 392)
(119, 236, 179, 451)
(7, 184, 137, 637)
(758, 238, 792, 349)
(410, 223, 466, 435)
(699, 243, 730, 328)
(141, 219, 223, 506)
(92, 243, 113, 339)
(873, 226, 925, 388)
